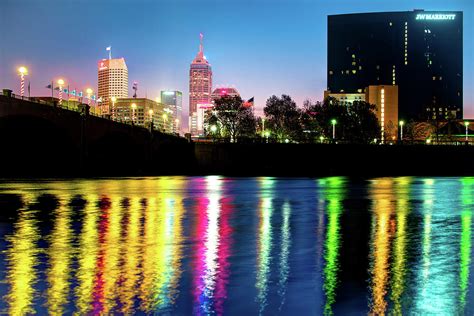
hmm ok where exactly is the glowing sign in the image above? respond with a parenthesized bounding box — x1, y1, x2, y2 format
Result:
(98, 61, 108, 71)
(416, 13, 456, 21)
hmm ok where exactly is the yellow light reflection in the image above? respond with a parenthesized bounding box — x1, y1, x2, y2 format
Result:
(369, 178, 395, 316)
(46, 202, 73, 316)
(75, 194, 99, 315)
(5, 208, 40, 315)
(390, 177, 411, 316)
(118, 197, 142, 314)
(101, 196, 123, 314)
(459, 178, 473, 310)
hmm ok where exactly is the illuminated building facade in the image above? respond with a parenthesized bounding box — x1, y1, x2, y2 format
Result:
(160, 90, 182, 134)
(325, 85, 399, 141)
(328, 10, 462, 121)
(97, 58, 129, 113)
(114, 98, 169, 131)
(211, 87, 240, 102)
(189, 34, 212, 136)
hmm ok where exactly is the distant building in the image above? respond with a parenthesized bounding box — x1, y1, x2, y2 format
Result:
(211, 87, 240, 102)
(189, 34, 212, 136)
(325, 85, 399, 142)
(328, 10, 462, 121)
(98, 58, 129, 114)
(160, 90, 182, 134)
(323, 91, 365, 106)
(114, 98, 169, 132)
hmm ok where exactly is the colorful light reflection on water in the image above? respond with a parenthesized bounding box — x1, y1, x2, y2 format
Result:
(0, 177, 473, 315)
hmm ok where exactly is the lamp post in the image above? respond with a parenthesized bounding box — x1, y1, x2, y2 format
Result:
(265, 130, 270, 143)
(57, 79, 65, 106)
(465, 121, 470, 142)
(162, 113, 168, 132)
(399, 120, 404, 142)
(18, 66, 28, 98)
(111, 97, 116, 120)
(148, 109, 154, 131)
(331, 119, 337, 140)
(175, 118, 180, 134)
(86, 88, 93, 113)
(131, 103, 137, 125)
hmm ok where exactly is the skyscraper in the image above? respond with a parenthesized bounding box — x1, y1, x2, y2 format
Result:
(161, 90, 183, 134)
(98, 57, 129, 114)
(327, 10, 462, 121)
(189, 33, 212, 135)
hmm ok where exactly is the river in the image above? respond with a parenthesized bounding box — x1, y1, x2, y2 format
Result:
(0, 177, 472, 315)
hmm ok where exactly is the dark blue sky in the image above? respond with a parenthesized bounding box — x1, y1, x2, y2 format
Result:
(1, 0, 473, 121)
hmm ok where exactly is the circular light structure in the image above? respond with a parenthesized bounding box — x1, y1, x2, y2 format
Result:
(111, 96, 117, 102)
(210, 125, 217, 133)
(18, 66, 28, 75)
(399, 120, 404, 126)
(331, 119, 337, 125)
(131, 103, 137, 109)
(465, 121, 470, 127)
(86, 88, 93, 95)
(57, 79, 65, 86)
(148, 109, 154, 115)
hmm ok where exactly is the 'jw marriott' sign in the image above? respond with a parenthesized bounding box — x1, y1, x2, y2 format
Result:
(416, 13, 456, 20)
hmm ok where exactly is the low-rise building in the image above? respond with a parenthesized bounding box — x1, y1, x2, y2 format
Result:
(114, 98, 170, 132)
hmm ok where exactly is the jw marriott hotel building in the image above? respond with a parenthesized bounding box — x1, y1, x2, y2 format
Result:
(327, 10, 463, 121)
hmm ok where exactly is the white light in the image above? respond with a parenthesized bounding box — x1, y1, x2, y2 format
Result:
(416, 13, 456, 21)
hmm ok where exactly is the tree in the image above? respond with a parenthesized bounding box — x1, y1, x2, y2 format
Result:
(205, 95, 256, 142)
(300, 99, 323, 142)
(263, 95, 301, 141)
(313, 97, 379, 144)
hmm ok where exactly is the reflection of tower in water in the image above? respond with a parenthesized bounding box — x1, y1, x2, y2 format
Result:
(193, 176, 233, 315)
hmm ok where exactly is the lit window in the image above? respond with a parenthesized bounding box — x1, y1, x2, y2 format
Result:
(389, 22, 393, 26)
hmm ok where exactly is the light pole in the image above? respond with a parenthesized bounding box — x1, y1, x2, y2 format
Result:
(86, 88, 93, 113)
(175, 118, 180, 134)
(465, 121, 470, 142)
(131, 103, 137, 125)
(265, 130, 270, 143)
(57, 79, 65, 106)
(331, 119, 337, 140)
(399, 120, 404, 142)
(18, 66, 28, 98)
(111, 97, 116, 120)
(162, 113, 168, 132)
(148, 109, 154, 131)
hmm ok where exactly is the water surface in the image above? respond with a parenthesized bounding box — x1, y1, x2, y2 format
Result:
(0, 177, 473, 315)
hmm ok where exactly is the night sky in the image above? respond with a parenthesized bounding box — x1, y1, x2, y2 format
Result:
(1, 0, 473, 127)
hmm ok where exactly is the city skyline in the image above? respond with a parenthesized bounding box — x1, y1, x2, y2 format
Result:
(1, 0, 473, 129)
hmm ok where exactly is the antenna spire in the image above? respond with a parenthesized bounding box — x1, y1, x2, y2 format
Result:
(199, 33, 204, 54)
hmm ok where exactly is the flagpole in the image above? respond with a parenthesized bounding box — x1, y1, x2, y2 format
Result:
(28, 81, 31, 98)
(51, 81, 53, 99)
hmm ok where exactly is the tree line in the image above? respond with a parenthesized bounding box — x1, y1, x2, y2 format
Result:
(204, 94, 397, 144)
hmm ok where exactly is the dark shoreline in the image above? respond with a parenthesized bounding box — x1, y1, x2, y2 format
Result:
(0, 143, 473, 178)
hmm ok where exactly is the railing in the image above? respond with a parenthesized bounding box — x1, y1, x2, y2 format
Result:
(0, 90, 176, 134)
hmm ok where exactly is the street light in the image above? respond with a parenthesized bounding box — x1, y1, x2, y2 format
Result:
(331, 119, 337, 140)
(18, 66, 28, 97)
(57, 79, 65, 105)
(162, 113, 168, 132)
(175, 118, 180, 134)
(399, 120, 405, 142)
(465, 121, 470, 142)
(131, 103, 137, 124)
(319, 135, 324, 143)
(86, 88, 93, 108)
(210, 124, 217, 133)
(111, 96, 116, 120)
(148, 109, 154, 130)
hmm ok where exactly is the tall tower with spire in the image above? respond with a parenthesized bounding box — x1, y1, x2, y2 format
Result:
(189, 33, 212, 135)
